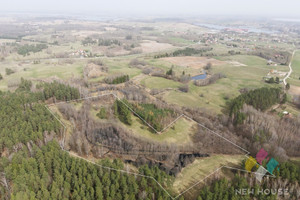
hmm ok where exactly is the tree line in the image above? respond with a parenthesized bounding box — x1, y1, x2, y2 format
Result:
(228, 87, 283, 124)
(154, 47, 213, 58)
(36, 81, 80, 101)
(17, 44, 48, 56)
(105, 75, 129, 84)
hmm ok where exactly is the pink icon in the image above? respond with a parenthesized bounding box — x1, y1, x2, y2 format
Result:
(256, 148, 269, 165)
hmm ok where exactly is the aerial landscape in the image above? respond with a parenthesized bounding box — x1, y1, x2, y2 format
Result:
(0, 0, 300, 200)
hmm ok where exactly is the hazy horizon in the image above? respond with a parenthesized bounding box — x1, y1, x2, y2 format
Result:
(2, 0, 300, 18)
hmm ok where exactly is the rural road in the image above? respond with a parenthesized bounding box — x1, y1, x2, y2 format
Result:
(283, 50, 296, 86)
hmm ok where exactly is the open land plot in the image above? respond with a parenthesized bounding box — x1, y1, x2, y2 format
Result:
(55, 97, 198, 145)
(146, 56, 225, 77)
(172, 154, 245, 194)
(157, 55, 282, 113)
(0, 59, 84, 90)
(122, 115, 197, 145)
(161, 56, 224, 69)
(141, 76, 183, 89)
(139, 40, 174, 53)
(273, 102, 300, 117)
(288, 51, 300, 87)
(167, 36, 195, 45)
(104, 58, 142, 78)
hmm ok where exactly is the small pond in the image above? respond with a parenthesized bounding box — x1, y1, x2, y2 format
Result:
(191, 73, 207, 80)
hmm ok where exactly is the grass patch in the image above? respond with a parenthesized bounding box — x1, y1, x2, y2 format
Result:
(123, 115, 196, 144)
(172, 154, 244, 194)
(141, 76, 183, 89)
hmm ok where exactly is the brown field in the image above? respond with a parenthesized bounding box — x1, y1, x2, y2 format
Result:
(70, 30, 105, 37)
(289, 85, 300, 96)
(140, 40, 174, 53)
(161, 56, 225, 69)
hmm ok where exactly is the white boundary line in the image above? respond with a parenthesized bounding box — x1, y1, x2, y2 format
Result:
(45, 93, 276, 199)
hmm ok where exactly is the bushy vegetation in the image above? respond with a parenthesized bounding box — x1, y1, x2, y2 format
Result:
(82, 37, 97, 45)
(114, 99, 132, 125)
(96, 107, 107, 119)
(0, 73, 3, 80)
(17, 44, 48, 56)
(98, 38, 121, 46)
(154, 47, 213, 58)
(130, 103, 175, 132)
(5, 68, 15, 75)
(229, 87, 282, 124)
(113, 100, 175, 132)
(105, 75, 129, 84)
(17, 77, 32, 92)
(36, 81, 80, 101)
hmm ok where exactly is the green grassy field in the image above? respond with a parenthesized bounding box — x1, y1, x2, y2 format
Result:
(141, 76, 183, 89)
(288, 50, 300, 86)
(0, 59, 83, 90)
(104, 58, 142, 78)
(155, 55, 284, 113)
(172, 154, 244, 194)
(122, 115, 196, 144)
(168, 36, 195, 45)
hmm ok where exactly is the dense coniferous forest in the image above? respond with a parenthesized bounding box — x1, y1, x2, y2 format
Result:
(0, 92, 61, 151)
(1, 141, 173, 200)
(196, 176, 277, 200)
(279, 161, 300, 184)
(36, 81, 80, 101)
(228, 87, 282, 124)
(114, 99, 133, 125)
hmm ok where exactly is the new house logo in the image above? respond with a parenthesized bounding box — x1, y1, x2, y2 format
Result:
(245, 148, 279, 182)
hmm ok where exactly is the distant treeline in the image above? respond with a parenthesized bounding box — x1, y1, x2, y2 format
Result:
(98, 38, 121, 46)
(82, 37, 121, 46)
(229, 87, 282, 124)
(105, 75, 129, 84)
(154, 47, 213, 58)
(17, 44, 48, 56)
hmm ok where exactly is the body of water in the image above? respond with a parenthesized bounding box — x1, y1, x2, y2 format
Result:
(195, 23, 276, 34)
(191, 73, 207, 80)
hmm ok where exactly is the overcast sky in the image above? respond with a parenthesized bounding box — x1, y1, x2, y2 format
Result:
(1, 0, 300, 18)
